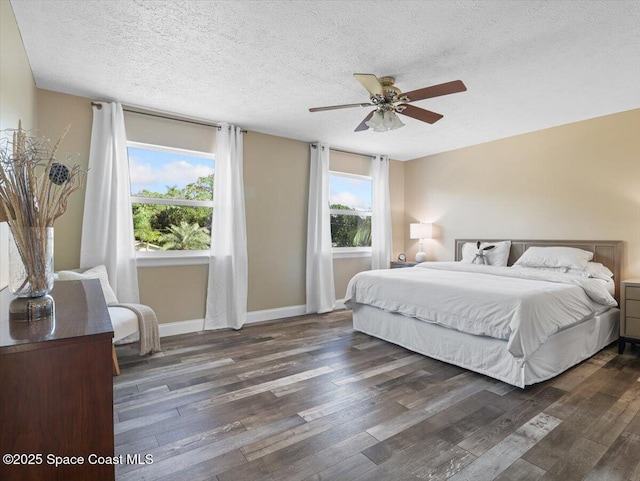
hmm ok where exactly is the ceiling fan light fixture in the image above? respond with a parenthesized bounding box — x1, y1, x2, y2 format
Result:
(365, 110, 384, 129)
(383, 110, 405, 130)
(365, 109, 404, 132)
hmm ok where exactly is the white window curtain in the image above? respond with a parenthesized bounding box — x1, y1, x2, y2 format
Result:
(306, 143, 335, 313)
(204, 124, 248, 330)
(81, 102, 140, 303)
(371, 154, 392, 270)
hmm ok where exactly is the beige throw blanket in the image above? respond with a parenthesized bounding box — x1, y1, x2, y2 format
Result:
(111, 303, 161, 356)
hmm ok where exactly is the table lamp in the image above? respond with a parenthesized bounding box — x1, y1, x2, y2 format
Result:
(409, 223, 433, 262)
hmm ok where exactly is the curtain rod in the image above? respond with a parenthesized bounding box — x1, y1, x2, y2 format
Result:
(311, 143, 376, 159)
(90, 101, 247, 133)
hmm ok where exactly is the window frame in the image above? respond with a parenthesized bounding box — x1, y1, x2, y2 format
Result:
(126, 141, 215, 266)
(328, 170, 372, 257)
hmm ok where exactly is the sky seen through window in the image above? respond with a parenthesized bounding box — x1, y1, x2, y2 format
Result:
(128, 147, 214, 195)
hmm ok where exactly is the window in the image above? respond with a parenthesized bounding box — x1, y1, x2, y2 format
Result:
(127, 141, 214, 257)
(329, 171, 372, 250)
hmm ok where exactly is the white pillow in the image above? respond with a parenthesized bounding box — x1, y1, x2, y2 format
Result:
(567, 262, 614, 280)
(514, 246, 593, 270)
(585, 262, 614, 279)
(461, 240, 511, 267)
(518, 261, 614, 281)
(57, 265, 119, 305)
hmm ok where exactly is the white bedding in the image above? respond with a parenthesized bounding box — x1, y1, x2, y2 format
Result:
(344, 262, 617, 362)
(353, 304, 619, 388)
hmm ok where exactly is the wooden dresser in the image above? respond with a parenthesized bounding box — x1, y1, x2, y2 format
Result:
(0, 279, 114, 481)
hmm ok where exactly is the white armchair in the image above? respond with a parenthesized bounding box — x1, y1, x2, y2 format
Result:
(56, 265, 160, 375)
(108, 307, 140, 375)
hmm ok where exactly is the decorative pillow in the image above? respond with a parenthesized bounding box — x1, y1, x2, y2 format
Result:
(514, 246, 593, 270)
(461, 240, 511, 267)
(57, 265, 119, 305)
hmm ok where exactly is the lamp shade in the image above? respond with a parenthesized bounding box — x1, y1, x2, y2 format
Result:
(365, 110, 405, 132)
(382, 111, 405, 130)
(365, 111, 384, 130)
(410, 223, 432, 240)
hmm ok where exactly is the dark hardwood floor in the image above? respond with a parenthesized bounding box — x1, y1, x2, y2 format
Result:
(113, 310, 640, 481)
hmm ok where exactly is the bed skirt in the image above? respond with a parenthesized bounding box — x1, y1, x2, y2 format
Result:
(352, 303, 619, 388)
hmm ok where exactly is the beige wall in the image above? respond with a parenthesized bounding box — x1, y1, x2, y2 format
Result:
(36, 89, 92, 270)
(244, 132, 309, 311)
(0, 0, 38, 289)
(404, 109, 640, 278)
(138, 265, 208, 322)
(0, 0, 36, 132)
(333, 257, 371, 299)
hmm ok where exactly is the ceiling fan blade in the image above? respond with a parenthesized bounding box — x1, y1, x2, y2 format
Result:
(398, 104, 443, 124)
(355, 111, 375, 132)
(309, 102, 371, 112)
(402, 80, 467, 103)
(353, 73, 384, 97)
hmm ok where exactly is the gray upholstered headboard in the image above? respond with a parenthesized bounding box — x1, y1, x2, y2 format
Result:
(454, 239, 623, 302)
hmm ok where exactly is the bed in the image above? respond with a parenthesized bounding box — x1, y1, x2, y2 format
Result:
(346, 239, 622, 388)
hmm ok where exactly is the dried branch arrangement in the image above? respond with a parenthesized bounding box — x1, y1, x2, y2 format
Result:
(0, 121, 85, 226)
(0, 121, 86, 296)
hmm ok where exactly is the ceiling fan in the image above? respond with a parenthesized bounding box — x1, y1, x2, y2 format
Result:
(309, 74, 467, 132)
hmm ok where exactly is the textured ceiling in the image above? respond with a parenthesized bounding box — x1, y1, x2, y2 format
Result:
(10, 0, 640, 160)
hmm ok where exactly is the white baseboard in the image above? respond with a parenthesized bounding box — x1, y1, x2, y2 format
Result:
(157, 300, 348, 338)
(158, 318, 204, 337)
(245, 304, 307, 324)
(245, 299, 346, 324)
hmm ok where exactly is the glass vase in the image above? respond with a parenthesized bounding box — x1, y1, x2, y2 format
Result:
(9, 227, 54, 298)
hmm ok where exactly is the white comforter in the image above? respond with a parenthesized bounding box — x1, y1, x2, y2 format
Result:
(344, 262, 617, 361)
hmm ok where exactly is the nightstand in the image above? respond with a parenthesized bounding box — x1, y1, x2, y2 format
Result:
(619, 279, 640, 354)
(390, 261, 419, 269)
